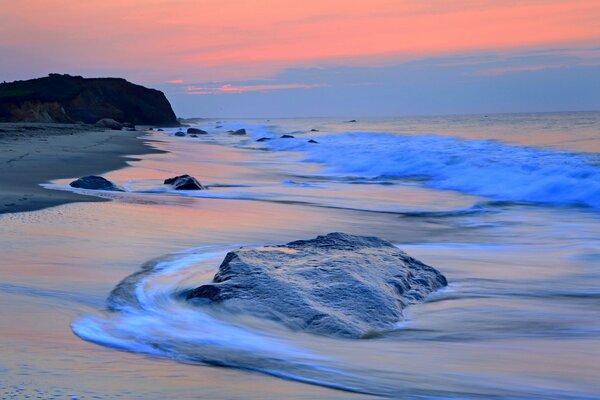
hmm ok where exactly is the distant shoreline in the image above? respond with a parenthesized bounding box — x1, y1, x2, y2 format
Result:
(0, 122, 164, 214)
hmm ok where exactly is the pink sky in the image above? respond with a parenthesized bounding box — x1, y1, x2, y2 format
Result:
(1, 0, 599, 84)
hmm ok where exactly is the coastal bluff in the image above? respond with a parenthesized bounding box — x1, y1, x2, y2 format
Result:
(0, 73, 177, 125)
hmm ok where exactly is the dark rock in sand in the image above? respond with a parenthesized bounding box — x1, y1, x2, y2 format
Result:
(157, 128, 163, 131)
(346, 119, 357, 123)
(308, 139, 318, 144)
(216, 125, 223, 128)
(280, 134, 295, 139)
(174, 131, 186, 137)
(95, 118, 123, 130)
(164, 174, 205, 190)
(185, 232, 447, 338)
(187, 128, 208, 135)
(310, 129, 319, 132)
(69, 175, 124, 191)
(256, 137, 271, 142)
(189, 134, 198, 138)
(229, 128, 246, 136)
(0, 73, 178, 125)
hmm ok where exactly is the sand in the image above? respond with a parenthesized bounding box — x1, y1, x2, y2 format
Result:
(0, 122, 163, 214)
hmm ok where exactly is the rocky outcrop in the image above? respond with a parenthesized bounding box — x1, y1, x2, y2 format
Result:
(185, 232, 447, 338)
(0, 74, 178, 125)
(69, 176, 124, 191)
(164, 174, 205, 190)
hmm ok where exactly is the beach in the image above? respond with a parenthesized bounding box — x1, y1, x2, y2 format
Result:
(1, 113, 600, 399)
(0, 123, 163, 214)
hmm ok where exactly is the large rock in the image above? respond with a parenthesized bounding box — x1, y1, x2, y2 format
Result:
(163, 174, 206, 190)
(69, 176, 124, 191)
(185, 232, 447, 338)
(95, 118, 122, 130)
(0, 73, 178, 125)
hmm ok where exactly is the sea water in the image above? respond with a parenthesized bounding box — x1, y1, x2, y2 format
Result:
(1, 112, 600, 399)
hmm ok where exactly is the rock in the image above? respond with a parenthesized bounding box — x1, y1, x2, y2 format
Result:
(189, 134, 198, 138)
(174, 131, 186, 137)
(187, 128, 208, 134)
(122, 122, 135, 128)
(0, 74, 178, 125)
(69, 176, 124, 191)
(256, 137, 271, 142)
(280, 134, 295, 139)
(95, 118, 122, 130)
(308, 139, 318, 144)
(229, 128, 246, 136)
(215, 125, 223, 128)
(185, 232, 447, 338)
(163, 174, 206, 190)
(310, 129, 319, 132)
(157, 128, 164, 131)
(346, 119, 357, 123)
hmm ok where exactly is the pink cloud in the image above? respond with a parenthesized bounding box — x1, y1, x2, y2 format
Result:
(166, 79, 185, 84)
(477, 60, 600, 76)
(184, 83, 324, 95)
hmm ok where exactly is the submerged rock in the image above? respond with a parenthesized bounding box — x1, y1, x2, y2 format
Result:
(256, 137, 271, 142)
(308, 139, 318, 144)
(229, 128, 246, 136)
(164, 174, 205, 190)
(69, 175, 124, 191)
(185, 232, 447, 338)
(187, 128, 207, 134)
(310, 129, 319, 132)
(174, 131, 186, 137)
(280, 134, 295, 139)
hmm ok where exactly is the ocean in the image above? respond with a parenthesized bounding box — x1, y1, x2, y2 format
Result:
(2, 111, 600, 399)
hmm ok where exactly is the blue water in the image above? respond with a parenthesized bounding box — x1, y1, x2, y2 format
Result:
(39, 111, 600, 399)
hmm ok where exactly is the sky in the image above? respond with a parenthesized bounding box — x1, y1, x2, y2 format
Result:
(1, 0, 599, 117)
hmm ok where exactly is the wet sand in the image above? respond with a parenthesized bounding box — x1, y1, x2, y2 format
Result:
(0, 123, 163, 214)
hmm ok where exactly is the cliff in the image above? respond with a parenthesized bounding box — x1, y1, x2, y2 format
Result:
(0, 74, 178, 125)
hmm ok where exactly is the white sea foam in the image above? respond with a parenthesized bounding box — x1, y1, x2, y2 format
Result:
(259, 131, 600, 209)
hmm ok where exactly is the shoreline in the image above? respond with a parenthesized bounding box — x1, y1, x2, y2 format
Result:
(0, 122, 164, 214)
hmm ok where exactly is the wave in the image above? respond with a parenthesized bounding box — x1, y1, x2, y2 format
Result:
(70, 246, 388, 396)
(260, 132, 600, 209)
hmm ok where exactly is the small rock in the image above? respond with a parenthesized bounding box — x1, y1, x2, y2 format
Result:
(308, 139, 318, 143)
(69, 176, 124, 191)
(122, 122, 135, 128)
(189, 134, 198, 138)
(95, 118, 122, 130)
(163, 174, 206, 190)
(229, 129, 246, 135)
(280, 134, 295, 139)
(346, 119, 357, 123)
(256, 137, 271, 142)
(157, 128, 164, 131)
(187, 128, 208, 134)
(310, 129, 319, 132)
(174, 131, 186, 137)
(216, 125, 223, 128)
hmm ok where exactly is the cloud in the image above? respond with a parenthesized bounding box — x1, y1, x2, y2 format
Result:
(166, 79, 185, 84)
(184, 82, 325, 95)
